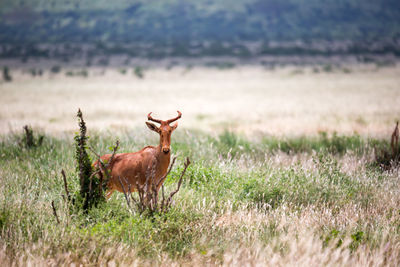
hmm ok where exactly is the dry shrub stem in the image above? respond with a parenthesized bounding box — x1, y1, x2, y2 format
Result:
(391, 121, 399, 156)
(61, 169, 70, 202)
(51, 201, 60, 224)
(164, 157, 191, 210)
(118, 157, 191, 214)
(89, 140, 120, 195)
(117, 176, 132, 210)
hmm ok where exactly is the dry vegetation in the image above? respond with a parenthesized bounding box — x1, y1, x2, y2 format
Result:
(1, 63, 400, 136)
(0, 62, 400, 266)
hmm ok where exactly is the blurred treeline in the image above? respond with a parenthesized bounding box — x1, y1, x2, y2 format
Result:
(1, 0, 400, 58)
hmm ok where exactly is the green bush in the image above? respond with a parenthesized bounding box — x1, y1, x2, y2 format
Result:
(74, 109, 105, 212)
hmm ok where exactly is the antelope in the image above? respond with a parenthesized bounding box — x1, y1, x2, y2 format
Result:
(95, 111, 182, 199)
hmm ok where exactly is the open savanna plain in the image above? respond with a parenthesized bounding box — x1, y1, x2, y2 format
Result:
(1, 62, 400, 265)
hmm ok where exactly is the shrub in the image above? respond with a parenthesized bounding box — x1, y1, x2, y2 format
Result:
(20, 125, 44, 148)
(50, 65, 61, 73)
(134, 66, 144, 79)
(74, 109, 105, 211)
(374, 121, 399, 169)
(2, 66, 12, 81)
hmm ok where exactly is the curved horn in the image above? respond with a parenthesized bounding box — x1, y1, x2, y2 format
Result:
(147, 112, 162, 123)
(167, 111, 182, 124)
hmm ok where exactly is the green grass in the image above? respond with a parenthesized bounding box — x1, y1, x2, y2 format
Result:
(261, 131, 387, 155)
(238, 155, 372, 209)
(0, 130, 399, 264)
(88, 207, 204, 258)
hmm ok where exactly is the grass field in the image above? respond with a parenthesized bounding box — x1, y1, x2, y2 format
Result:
(1, 63, 400, 265)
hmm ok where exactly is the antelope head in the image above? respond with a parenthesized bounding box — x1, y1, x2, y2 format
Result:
(146, 111, 182, 154)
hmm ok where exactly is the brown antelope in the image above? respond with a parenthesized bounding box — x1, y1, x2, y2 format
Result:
(95, 111, 182, 199)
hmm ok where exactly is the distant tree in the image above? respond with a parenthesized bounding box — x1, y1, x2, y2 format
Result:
(3, 67, 12, 82)
(134, 66, 144, 79)
(50, 65, 61, 73)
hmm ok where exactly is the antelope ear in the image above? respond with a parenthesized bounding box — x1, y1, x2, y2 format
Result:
(146, 122, 160, 133)
(171, 122, 178, 131)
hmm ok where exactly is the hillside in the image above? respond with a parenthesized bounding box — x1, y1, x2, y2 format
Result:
(1, 0, 400, 57)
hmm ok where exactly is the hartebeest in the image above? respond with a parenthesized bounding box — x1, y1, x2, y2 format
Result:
(95, 111, 182, 199)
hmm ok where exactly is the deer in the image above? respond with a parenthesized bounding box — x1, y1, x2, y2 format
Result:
(94, 111, 182, 200)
